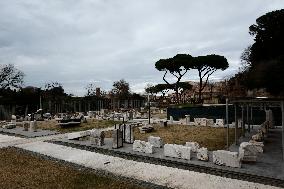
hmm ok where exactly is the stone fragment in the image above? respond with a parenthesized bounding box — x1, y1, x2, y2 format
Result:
(184, 115, 190, 125)
(2, 123, 16, 129)
(148, 136, 163, 148)
(11, 115, 17, 120)
(133, 140, 154, 154)
(23, 122, 29, 131)
(90, 129, 105, 146)
(185, 142, 200, 152)
(194, 118, 207, 126)
(237, 119, 242, 128)
(112, 129, 123, 149)
(169, 116, 173, 124)
(248, 140, 264, 153)
(68, 130, 90, 140)
(215, 119, 224, 127)
(213, 150, 241, 168)
(159, 121, 167, 127)
(197, 147, 209, 161)
(124, 124, 134, 143)
(138, 124, 154, 134)
(206, 119, 214, 127)
(239, 142, 259, 162)
(29, 121, 37, 132)
(164, 144, 191, 160)
(251, 132, 263, 142)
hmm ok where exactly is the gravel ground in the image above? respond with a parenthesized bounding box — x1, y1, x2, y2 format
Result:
(15, 141, 281, 189)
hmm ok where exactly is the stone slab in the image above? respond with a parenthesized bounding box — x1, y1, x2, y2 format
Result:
(112, 129, 123, 149)
(215, 119, 225, 127)
(90, 129, 105, 146)
(29, 121, 37, 132)
(68, 130, 90, 140)
(213, 150, 241, 168)
(164, 144, 191, 160)
(194, 118, 207, 126)
(133, 140, 154, 154)
(2, 123, 16, 129)
(197, 147, 209, 161)
(206, 119, 214, 127)
(185, 142, 199, 153)
(148, 136, 163, 148)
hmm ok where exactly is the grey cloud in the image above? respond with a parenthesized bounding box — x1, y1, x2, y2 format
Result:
(0, 0, 283, 96)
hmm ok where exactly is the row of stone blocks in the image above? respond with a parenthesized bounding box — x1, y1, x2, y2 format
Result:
(213, 140, 265, 168)
(133, 138, 264, 168)
(133, 136, 163, 154)
(239, 120, 267, 162)
(194, 118, 224, 127)
(133, 139, 210, 162)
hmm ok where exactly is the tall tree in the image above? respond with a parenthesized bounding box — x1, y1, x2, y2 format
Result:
(155, 54, 193, 103)
(192, 54, 228, 103)
(0, 64, 24, 90)
(249, 9, 284, 62)
(110, 79, 130, 99)
(245, 9, 284, 95)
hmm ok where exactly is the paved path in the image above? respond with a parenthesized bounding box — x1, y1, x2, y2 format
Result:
(0, 133, 280, 189)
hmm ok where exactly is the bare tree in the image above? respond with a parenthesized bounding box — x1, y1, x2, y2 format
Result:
(0, 64, 24, 90)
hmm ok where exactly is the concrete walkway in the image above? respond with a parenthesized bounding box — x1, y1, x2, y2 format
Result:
(0, 133, 280, 189)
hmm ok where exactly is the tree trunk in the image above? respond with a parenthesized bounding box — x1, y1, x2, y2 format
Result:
(198, 71, 203, 103)
(175, 87, 179, 104)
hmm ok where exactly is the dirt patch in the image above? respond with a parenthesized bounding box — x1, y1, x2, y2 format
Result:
(105, 124, 241, 151)
(37, 119, 121, 133)
(0, 148, 146, 189)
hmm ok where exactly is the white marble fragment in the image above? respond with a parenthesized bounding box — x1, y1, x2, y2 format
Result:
(185, 142, 199, 152)
(213, 150, 241, 168)
(197, 147, 209, 161)
(29, 121, 37, 132)
(148, 136, 163, 148)
(215, 119, 224, 127)
(133, 140, 154, 154)
(164, 144, 191, 160)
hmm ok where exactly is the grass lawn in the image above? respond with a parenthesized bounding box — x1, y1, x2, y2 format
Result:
(37, 119, 121, 133)
(106, 124, 241, 151)
(0, 148, 146, 189)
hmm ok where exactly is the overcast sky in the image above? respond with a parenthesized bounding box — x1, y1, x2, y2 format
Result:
(0, 1, 283, 96)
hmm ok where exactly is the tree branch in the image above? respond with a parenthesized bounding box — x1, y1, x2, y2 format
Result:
(201, 69, 216, 91)
(162, 71, 171, 87)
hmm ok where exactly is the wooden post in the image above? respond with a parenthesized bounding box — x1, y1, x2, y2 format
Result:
(226, 98, 229, 149)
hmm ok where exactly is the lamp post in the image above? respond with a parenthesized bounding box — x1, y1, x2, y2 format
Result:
(148, 94, 151, 124)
